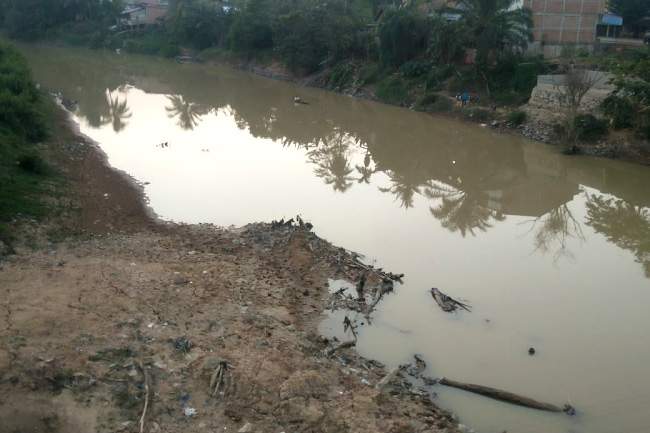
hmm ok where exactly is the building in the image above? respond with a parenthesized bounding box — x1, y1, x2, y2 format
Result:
(120, 1, 168, 27)
(521, 0, 624, 55)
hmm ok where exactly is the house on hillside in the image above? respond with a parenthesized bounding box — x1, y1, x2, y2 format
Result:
(521, 0, 626, 56)
(120, 1, 168, 28)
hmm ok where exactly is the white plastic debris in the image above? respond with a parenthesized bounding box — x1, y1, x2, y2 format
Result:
(184, 407, 197, 417)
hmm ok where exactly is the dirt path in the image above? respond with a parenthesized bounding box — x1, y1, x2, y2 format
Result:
(0, 108, 465, 432)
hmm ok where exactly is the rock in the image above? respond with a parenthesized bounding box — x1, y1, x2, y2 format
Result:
(173, 276, 187, 285)
(203, 356, 227, 371)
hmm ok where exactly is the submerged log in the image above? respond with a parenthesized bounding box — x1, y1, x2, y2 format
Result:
(438, 377, 575, 415)
(430, 288, 471, 312)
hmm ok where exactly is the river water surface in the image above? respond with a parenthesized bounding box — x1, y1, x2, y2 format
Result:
(18, 43, 650, 433)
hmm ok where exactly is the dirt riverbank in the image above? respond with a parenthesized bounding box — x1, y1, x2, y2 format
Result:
(235, 61, 649, 167)
(0, 107, 467, 432)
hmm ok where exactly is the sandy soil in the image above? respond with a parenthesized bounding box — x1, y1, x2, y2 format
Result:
(0, 109, 465, 432)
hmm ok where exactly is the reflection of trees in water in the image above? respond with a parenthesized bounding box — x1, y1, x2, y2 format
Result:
(308, 132, 357, 192)
(519, 204, 585, 262)
(585, 194, 650, 278)
(106, 90, 132, 133)
(165, 94, 210, 130)
(425, 182, 503, 237)
(379, 171, 420, 209)
(355, 153, 376, 184)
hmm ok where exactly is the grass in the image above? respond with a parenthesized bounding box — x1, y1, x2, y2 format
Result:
(0, 44, 71, 247)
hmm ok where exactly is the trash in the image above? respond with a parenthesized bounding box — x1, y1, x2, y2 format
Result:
(361, 378, 371, 386)
(182, 395, 190, 403)
(147, 323, 154, 329)
(172, 338, 194, 352)
(430, 287, 471, 313)
(238, 423, 254, 433)
(184, 407, 197, 417)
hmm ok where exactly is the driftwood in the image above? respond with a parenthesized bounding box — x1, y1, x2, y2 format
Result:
(365, 279, 394, 316)
(324, 339, 356, 356)
(137, 360, 150, 433)
(438, 377, 575, 415)
(430, 288, 471, 312)
(356, 273, 367, 300)
(376, 366, 404, 390)
(209, 359, 234, 397)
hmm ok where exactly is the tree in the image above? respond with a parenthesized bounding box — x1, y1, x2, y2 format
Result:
(553, 67, 603, 150)
(378, 5, 431, 67)
(228, 0, 281, 51)
(456, 0, 533, 70)
(166, 0, 232, 49)
(609, 0, 650, 38)
(601, 49, 650, 139)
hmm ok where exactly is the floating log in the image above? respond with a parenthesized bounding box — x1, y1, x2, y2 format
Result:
(430, 287, 471, 312)
(438, 377, 575, 415)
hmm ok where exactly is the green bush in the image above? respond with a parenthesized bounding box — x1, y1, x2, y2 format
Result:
(17, 153, 48, 174)
(377, 76, 409, 106)
(601, 95, 635, 129)
(574, 114, 608, 142)
(425, 64, 455, 91)
(159, 43, 181, 59)
(399, 61, 427, 79)
(327, 61, 357, 91)
(507, 109, 527, 126)
(415, 93, 454, 113)
(360, 66, 384, 85)
(0, 44, 48, 141)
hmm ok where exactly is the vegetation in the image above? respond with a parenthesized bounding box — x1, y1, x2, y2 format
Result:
(453, 0, 533, 71)
(0, 43, 62, 246)
(507, 109, 527, 126)
(601, 48, 650, 140)
(0, 0, 648, 158)
(609, 0, 650, 38)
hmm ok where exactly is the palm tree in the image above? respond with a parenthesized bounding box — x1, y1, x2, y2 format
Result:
(457, 0, 533, 69)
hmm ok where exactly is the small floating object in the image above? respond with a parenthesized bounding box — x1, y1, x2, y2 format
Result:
(115, 48, 121, 54)
(430, 287, 471, 313)
(294, 95, 309, 104)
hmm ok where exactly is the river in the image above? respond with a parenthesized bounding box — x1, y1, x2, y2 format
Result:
(17, 43, 650, 433)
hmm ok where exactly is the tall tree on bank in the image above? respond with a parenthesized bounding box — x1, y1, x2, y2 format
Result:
(608, 0, 650, 38)
(457, 0, 533, 70)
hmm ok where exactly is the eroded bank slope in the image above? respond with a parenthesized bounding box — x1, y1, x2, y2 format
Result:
(0, 107, 465, 432)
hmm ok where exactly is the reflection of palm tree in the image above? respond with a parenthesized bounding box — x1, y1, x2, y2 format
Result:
(314, 152, 355, 192)
(519, 204, 585, 262)
(585, 193, 650, 277)
(425, 181, 503, 237)
(308, 132, 357, 192)
(107, 91, 132, 133)
(355, 152, 376, 184)
(165, 94, 208, 130)
(378, 171, 420, 209)
(430, 192, 497, 237)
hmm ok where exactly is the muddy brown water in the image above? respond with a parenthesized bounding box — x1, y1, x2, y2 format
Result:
(16, 42, 650, 433)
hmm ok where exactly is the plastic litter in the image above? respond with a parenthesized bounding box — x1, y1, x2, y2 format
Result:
(184, 407, 197, 417)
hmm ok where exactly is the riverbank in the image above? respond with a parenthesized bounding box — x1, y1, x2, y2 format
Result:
(0, 104, 466, 432)
(218, 58, 650, 167)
